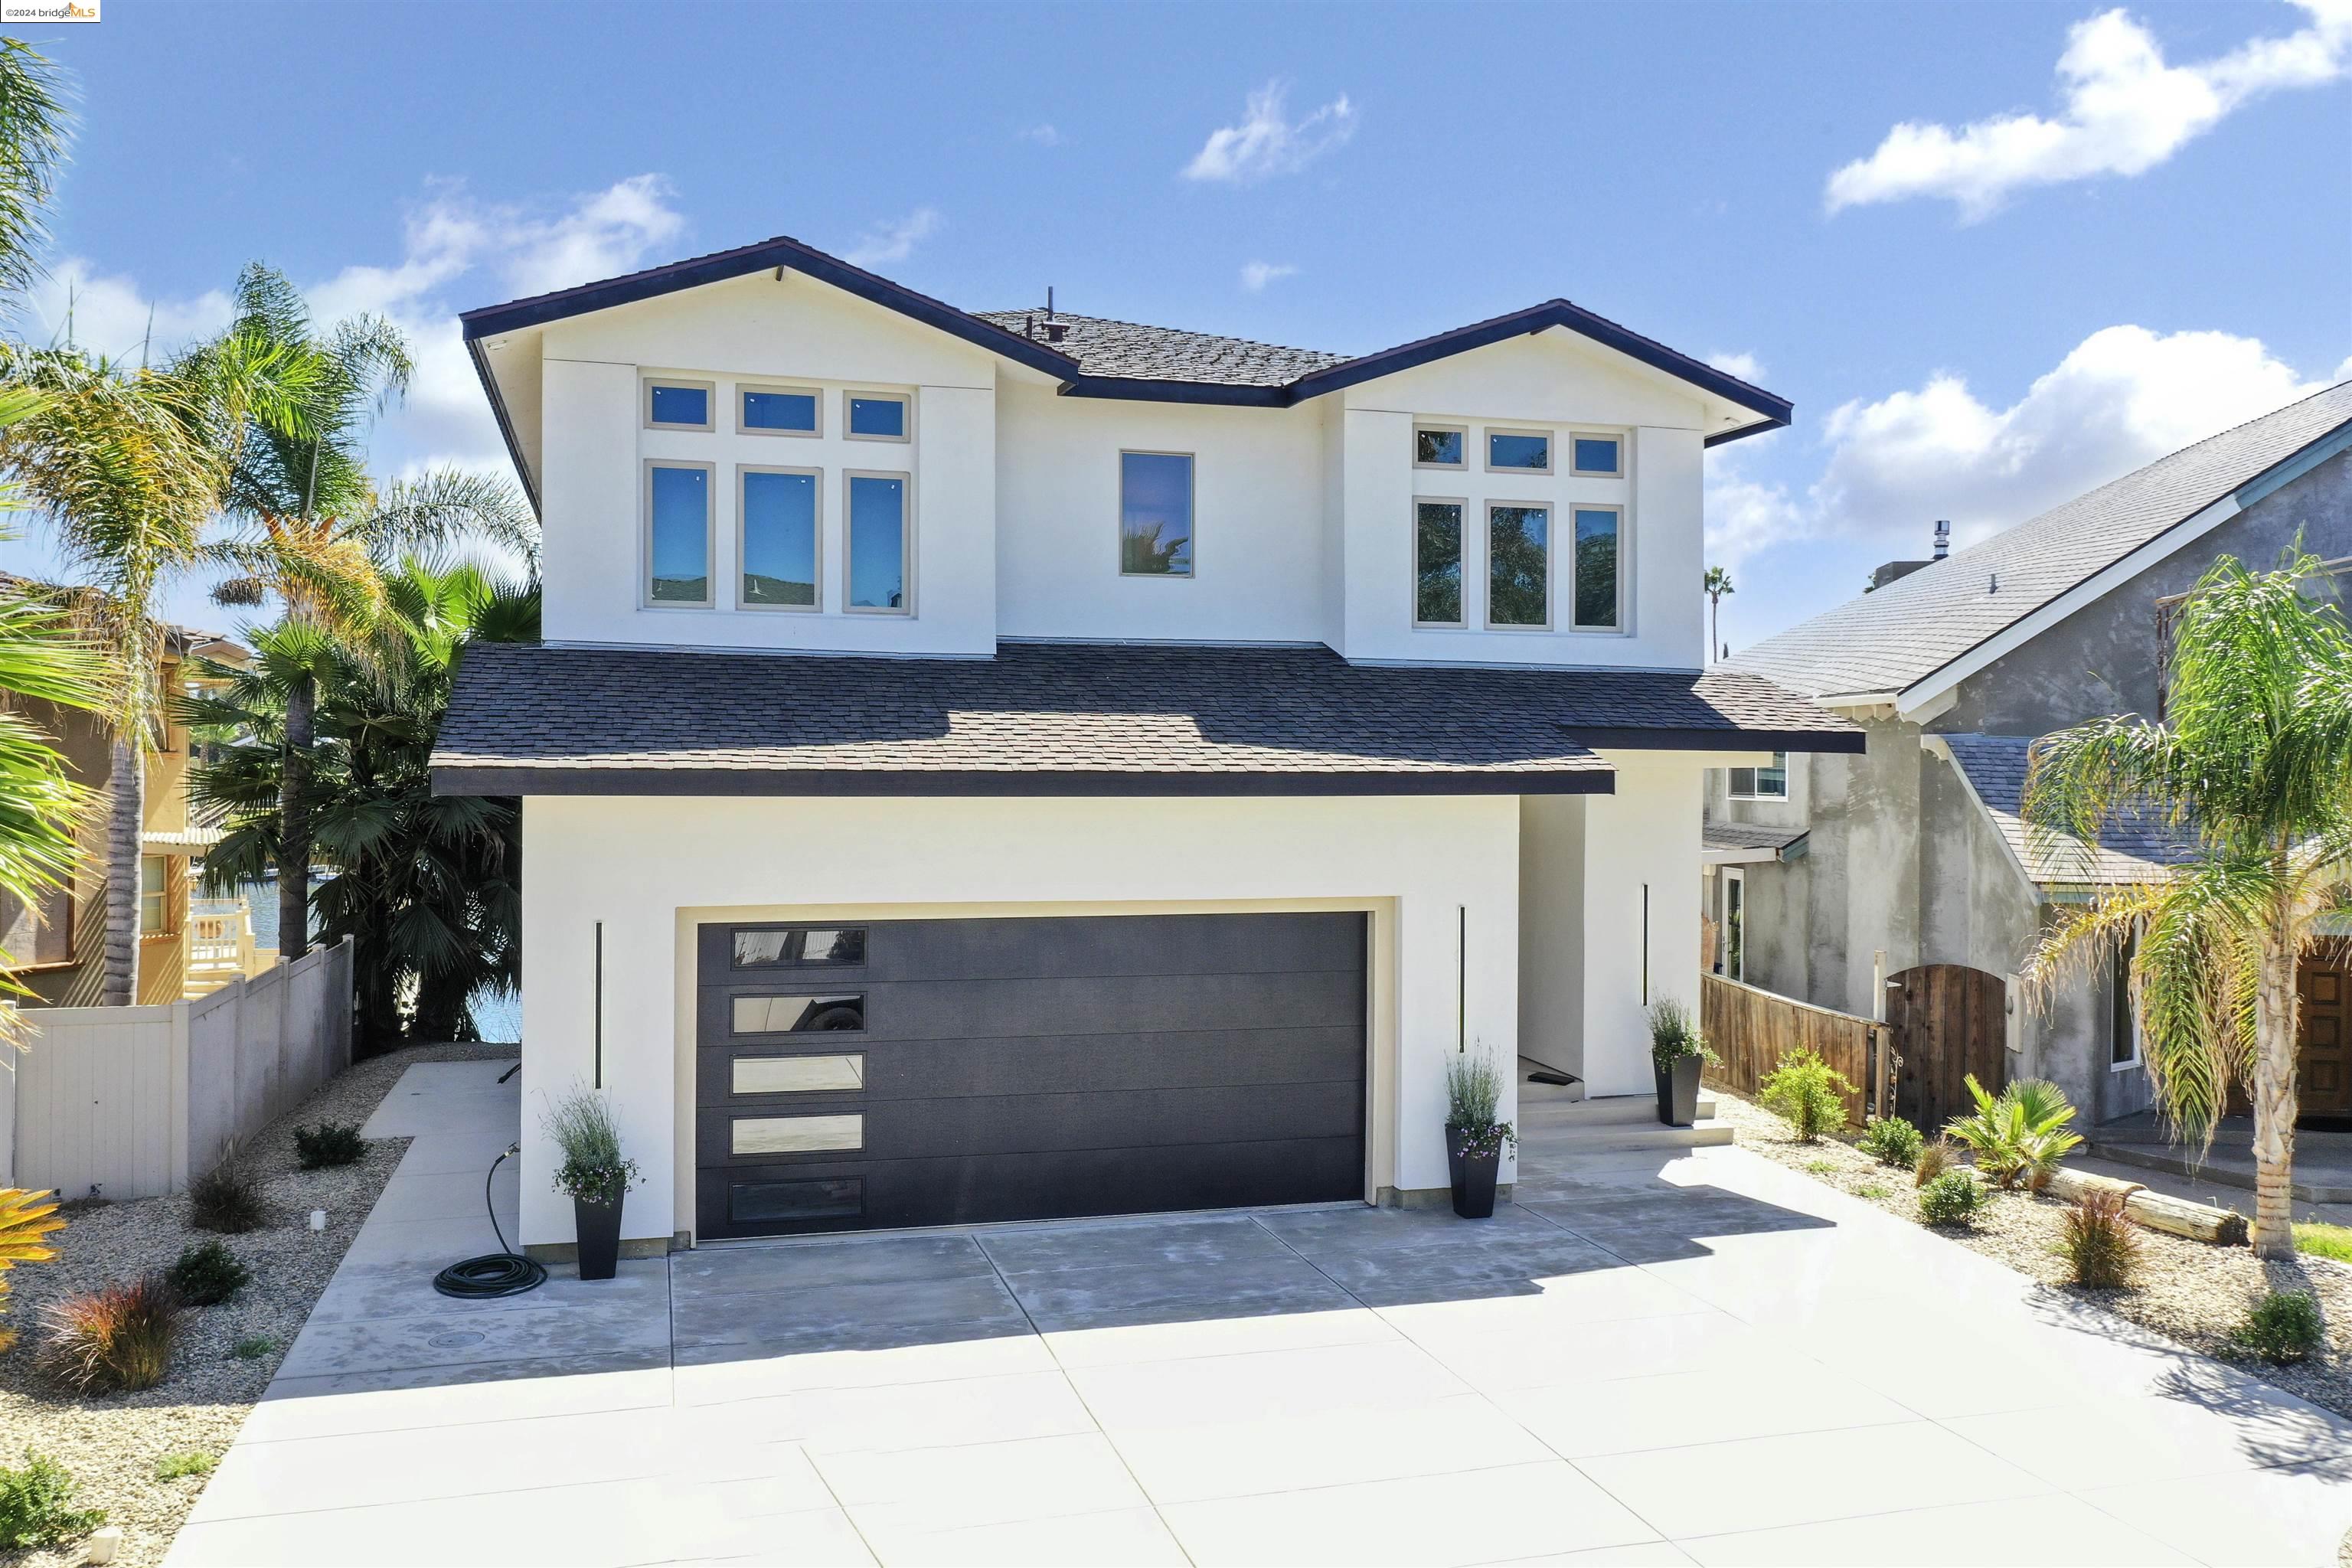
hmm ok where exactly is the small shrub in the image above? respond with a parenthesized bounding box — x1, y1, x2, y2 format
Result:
(233, 1334, 277, 1361)
(1859, 1183, 1893, 1200)
(1944, 1076, 2082, 1190)
(1919, 1169, 1986, 1226)
(1857, 1116, 1925, 1170)
(292, 1122, 366, 1170)
(0, 1450, 105, 1550)
(2295, 1221, 2352, 1264)
(1645, 997, 1720, 1073)
(188, 1140, 263, 1234)
(2058, 1189, 2141, 1289)
(39, 1275, 179, 1393)
(1805, 1158, 1836, 1175)
(153, 1450, 215, 1481)
(2233, 1290, 2324, 1365)
(165, 1241, 250, 1307)
(1914, 1135, 1958, 1187)
(1441, 1047, 1517, 1157)
(1757, 1050, 1857, 1143)
(541, 1085, 643, 1201)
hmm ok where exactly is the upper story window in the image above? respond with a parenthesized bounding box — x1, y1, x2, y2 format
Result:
(1413, 500, 1465, 628)
(845, 392, 910, 442)
(645, 378, 714, 432)
(1729, 752, 1788, 799)
(139, 854, 169, 935)
(1570, 433, 1622, 478)
(740, 466, 820, 611)
(846, 472, 911, 613)
(1413, 425, 1466, 469)
(1485, 429, 1552, 475)
(1487, 503, 1549, 629)
(1119, 451, 1194, 577)
(1571, 506, 1622, 630)
(740, 384, 821, 436)
(645, 461, 714, 606)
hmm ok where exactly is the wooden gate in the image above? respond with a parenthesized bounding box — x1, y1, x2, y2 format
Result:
(1886, 965, 2008, 1134)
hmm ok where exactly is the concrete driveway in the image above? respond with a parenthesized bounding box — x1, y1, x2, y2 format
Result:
(170, 1060, 2352, 1566)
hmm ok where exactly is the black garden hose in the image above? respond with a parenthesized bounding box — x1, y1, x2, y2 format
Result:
(432, 1144, 547, 1298)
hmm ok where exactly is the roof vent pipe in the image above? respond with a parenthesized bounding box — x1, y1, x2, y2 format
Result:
(1043, 287, 1067, 343)
(1933, 520, 1951, 560)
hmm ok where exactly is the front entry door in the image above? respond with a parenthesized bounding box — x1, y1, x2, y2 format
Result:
(2299, 954, 2352, 1117)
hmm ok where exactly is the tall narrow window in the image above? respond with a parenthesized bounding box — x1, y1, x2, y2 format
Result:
(1722, 868, 1745, 982)
(645, 462, 714, 606)
(1120, 452, 1194, 577)
(846, 472, 910, 612)
(139, 855, 168, 936)
(2112, 936, 2141, 1068)
(1572, 506, 1622, 629)
(1414, 501, 1464, 627)
(1487, 504, 1549, 627)
(740, 468, 819, 609)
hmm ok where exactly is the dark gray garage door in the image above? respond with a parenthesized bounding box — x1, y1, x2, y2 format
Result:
(694, 912, 1366, 1240)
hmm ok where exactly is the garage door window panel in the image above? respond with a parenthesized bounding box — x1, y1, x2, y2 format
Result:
(731, 1177, 864, 1224)
(732, 1113, 864, 1157)
(730, 993, 866, 1034)
(731, 926, 867, 969)
(731, 1054, 867, 1095)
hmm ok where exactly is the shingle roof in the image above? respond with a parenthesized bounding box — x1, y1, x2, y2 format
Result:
(1939, 733, 2199, 887)
(432, 642, 1858, 797)
(1703, 820, 1808, 854)
(973, 310, 1345, 387)
(1733, 382, 2352, 703)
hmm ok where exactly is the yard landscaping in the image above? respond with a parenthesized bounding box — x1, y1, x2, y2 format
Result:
(1711, 1085, 2352, 1426)
(0, 1041, 514, 1568)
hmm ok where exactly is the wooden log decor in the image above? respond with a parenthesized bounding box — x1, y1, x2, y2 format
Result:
(2045, 1168, 2145, 1206)
(2123, 1187, 2249, 1246)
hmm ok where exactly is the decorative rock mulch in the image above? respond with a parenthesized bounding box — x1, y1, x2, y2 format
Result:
(0, 1041, 515, 1568)
(1710, 1088, 2352, 1427)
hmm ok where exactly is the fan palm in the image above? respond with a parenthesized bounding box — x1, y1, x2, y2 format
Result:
(191, 265, 535, 961)
(2024, 552, 2352, 1256)
(1943, 1074, 2082, 1190)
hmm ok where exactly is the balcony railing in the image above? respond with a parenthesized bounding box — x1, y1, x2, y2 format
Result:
(186, 897, 275, 998)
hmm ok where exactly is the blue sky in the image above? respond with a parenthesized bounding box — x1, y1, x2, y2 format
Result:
(11, 0, 2350, 649)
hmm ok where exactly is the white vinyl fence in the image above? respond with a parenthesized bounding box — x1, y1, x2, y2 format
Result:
(0, 937, 353, 1200)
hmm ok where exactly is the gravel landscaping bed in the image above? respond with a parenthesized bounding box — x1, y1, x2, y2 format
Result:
(1710, 1086, 2352, 1426)
(1, 1041, 516, 1568)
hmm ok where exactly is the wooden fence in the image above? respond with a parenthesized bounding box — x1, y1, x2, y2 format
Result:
(0, 937, 352, 1200)
(1701, 972, 1884, 1125)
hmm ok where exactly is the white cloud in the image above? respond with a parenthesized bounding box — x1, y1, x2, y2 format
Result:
(842, 207, 942, 270)
(1181, 81, 1357, 184)
(1705, 324, 2330, 570)
(1827, 1, 2352, 219)
(1240, 260, 1298, 292)
(1707, 351, 1766, 383)
(1018, 123, 1062, 147)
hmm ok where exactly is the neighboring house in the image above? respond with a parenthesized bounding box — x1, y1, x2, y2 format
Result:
(1710, 382, 2352, 1126)
(432, 233, 1859, 1253)
(0, 606, 269, 1007)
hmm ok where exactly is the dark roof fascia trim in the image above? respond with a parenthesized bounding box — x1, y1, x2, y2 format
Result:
(1562, 727, 1866, 754)
(1057, 376, 1291, 408)
(459, 236, 1080, 381)
(434, 766, 1617, 799)
(1702, 413, 1790, 449)
(467, 337, 541, 515)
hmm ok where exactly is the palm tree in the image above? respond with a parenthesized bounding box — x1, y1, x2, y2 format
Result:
(192, 265, 535, 961)
(2024, 553, 2352, 1256)
(1704, 566, 1734, 662)
(0, 39, 70, 299)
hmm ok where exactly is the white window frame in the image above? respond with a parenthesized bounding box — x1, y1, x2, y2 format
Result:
(1569, 430, 1625, 479)
(736, 383, 824, 439)
(842, 468, 915, 616)
(1483, 426, 1554, 476)
(642, 459, 717, 610)
(843, 390, 913, 444)
(1483, 498, 1553, 632)
(139, 854, 171, 937)
(1567, 503, 1626, 633)
(736, 464, 823, 615)
(1412, 423, 1468, 471)
(642, 375, 716, 433)
(1118, 449, 1197, 580)
(1411, 495, 1468, 629)
(1728, 752, 1789, 800)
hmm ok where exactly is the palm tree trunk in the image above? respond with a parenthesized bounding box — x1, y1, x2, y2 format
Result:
(101, 733, 142, 1005)
(279, 671, 313, 962)
(2250, 916, 2301, 1257)
(1710, 598, 1720, 663)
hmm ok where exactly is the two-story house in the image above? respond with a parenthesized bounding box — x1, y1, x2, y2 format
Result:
(431, 234, 1859, 1256)
(1709, 382, 2352, 1130)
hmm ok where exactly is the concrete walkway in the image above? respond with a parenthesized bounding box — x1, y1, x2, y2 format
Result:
(172, 1062, 2352, 1566)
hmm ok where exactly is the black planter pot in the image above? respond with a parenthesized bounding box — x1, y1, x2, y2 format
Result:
(1655, 1054, 1704, 1127)
(571, 1183, 626, 1281)
(1446, 1125, 1501, 1220)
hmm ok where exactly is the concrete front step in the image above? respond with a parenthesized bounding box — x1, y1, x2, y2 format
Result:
(1519, 1092, 1717, 1128)
(1527, 1118, 1736, 1154)
(2086, 1139, 2352, 1205)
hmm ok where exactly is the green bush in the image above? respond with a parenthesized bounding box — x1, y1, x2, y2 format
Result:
(38, 1274, 178, 1393)
(1857, 1116, 1925, 1169)
(1944, 1076, 2082, 1190)
(165, 1241, 250, 1307)
(292, 1122, 365, 1170)
(1914, 1135, 1958, 1187)
(188, 1141, 263, 1234)
(0, 1450, 105, 1550)
(2057, 1189, 2140, 1289)
(1757, 1050, 1857, 1143)
(233, 1334, 277, 1361)
(154, 1451, 214, 1481)
(2233, 1290, 2324, 1365)
(1919, 1169, 1986, 1226)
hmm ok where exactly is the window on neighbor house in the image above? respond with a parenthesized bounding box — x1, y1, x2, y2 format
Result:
(1570, 433, 1623, 477)
(845, 472, 911, 612)
(1729, 753, 1788, 799)
(645, 462, 714, 606)
(2112, 936, 2141, 1069)
(1414, 500, 1465, 628)
(1572, 506, 1622, 629)
(645, 379, 714, 431)
(139, 855, 168, 936)
(844, 393, 910, 441)
(1722, 868, 1745, 982)
(1485, 429, 1552, 474)
(1487, 503, 1549, 628)
(1119, 451, 1194, 577)
(740, 385, 821, 436)
(1413, 425, 1465, 469)
(739, 467, 820, 610)
(0, 872, 73, 966)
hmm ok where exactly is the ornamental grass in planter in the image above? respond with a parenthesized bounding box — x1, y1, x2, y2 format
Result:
(1443, 1048, 1516, 1220)
(542, 1085, 641, 1280)
(1646, 998, 1718, 1127)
